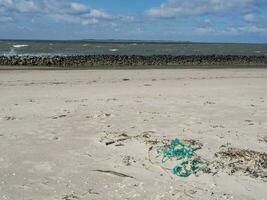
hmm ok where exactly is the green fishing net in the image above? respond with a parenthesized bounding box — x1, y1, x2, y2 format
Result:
(157, 138, 206, 177)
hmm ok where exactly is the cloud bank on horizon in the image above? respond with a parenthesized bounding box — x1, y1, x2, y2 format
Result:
(0, 0, 267, 42)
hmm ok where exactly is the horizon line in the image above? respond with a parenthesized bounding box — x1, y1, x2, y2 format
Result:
(0, 38, 267, 45)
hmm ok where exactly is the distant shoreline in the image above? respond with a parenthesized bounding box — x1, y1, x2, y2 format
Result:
(1, 39, 267, 45)
(0, 55, 266, 69)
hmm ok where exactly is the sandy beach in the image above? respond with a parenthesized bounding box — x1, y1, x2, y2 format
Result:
(0, 68, 266, 200)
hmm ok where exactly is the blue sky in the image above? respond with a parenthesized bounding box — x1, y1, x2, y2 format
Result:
(0, 0, 267, 43)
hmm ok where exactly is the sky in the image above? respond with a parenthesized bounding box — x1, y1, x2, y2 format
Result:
(0, 0, 267, 43)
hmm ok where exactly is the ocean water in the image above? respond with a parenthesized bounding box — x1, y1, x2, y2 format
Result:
(0, 40, 267, 56)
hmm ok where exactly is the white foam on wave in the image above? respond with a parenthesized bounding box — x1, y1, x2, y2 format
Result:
(12, 44, 29, 48)
(109, 48, 119, 52)
(4, 48, 17, 56)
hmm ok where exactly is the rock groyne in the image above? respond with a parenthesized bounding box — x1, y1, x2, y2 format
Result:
(0, 55, 266, 67)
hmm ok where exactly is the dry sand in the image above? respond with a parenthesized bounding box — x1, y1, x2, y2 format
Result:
(0, 68, 266, 200)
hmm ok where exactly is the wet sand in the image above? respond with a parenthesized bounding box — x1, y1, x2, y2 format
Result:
(0, 68, 267, 200)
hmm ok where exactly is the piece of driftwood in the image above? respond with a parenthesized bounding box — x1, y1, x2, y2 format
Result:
(92, 170, 135, 179)
(105, 137, 129, 146)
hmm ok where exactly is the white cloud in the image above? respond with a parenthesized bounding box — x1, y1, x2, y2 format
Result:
(0, 0, 115, 26)
(226, 25, 267, 34)
(16, 0, 38, 12)
(243, 13, 255, 22)
(118, 15, 136, 23)
(146, 0, 261, 18)
(0, 0, 39, 13)
(0, 15, 13, 22)
(86, 9, 110, 19)
(0, 0, 13, 7)
(195, 24, 267, 35)
(196, 26, 215, 34)
(81, 18, 99, 25)
(69, 2, 88, 13)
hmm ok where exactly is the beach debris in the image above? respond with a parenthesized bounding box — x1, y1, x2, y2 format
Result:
(210, 125, 225, 129)
(104, 113, 111, 117)
(106, 98, 118, 102)
(207, 147, 267, 180)
(99, 131, 130, 145)
(105, 137, 129, 146)
(115, 143, 124, 147)
(94, 113, 112, 119)
(65, 98, 88, 103)
(51, 114, 67, 119)
(258, 135, 267, 144)
(62, 193, 79, 200)
(92, 170, 135, 179)
(100, 131, 164, 146)
(82, 189, 99, 195)
(157, 138, 206, 177)
(105, 140, 116, 146)
(100, 131, 206, 177)
(4, 116, 16, 120)
(122, 155, 136, 166)
(183, 139, 203, 151)
(204, 101, 216, 105)
(104, 133, 130, 146)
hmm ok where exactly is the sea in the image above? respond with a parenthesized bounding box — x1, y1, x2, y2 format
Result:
(0, 40, 267, 56)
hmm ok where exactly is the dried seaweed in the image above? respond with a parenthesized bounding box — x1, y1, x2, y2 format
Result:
(207, 147, 267, 180)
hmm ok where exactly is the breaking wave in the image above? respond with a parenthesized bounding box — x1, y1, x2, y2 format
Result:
(12, 44, 29, 48)
(109, 49, 119, 52)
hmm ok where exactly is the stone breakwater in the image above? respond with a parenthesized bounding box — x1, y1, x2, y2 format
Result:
(0, 55, 267, 67)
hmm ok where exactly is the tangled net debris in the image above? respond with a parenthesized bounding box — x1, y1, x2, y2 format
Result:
(157, 138, 206, 177)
